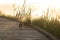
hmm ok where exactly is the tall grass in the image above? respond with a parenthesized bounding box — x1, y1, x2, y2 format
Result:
(32, 17, 60, 39)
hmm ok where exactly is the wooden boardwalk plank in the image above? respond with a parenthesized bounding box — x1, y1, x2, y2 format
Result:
(0, 17, 50, 40)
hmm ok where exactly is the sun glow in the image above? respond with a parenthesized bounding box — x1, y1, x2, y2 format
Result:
(0, 0, 60, 20)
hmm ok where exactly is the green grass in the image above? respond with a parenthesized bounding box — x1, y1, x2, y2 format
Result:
(31, 18, 60, 39)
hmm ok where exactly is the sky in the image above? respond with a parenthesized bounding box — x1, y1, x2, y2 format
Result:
(0, 0, 60, 19)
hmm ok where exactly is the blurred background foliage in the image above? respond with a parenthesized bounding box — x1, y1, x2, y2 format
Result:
(31, 16, 60, 39)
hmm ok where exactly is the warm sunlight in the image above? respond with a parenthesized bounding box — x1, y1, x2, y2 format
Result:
(0, 0, 60, 39)
(0, 0, 60, 20)
(0, 0, 23, 5)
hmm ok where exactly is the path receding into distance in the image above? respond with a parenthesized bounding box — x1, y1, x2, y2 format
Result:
(0, 17, 52, 40)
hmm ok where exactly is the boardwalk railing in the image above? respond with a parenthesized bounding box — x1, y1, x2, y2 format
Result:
(30, 24, 59, 40)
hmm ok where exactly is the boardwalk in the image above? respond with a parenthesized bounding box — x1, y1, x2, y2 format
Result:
(0, 17, 57, 40)
(0, 26, 50, 40)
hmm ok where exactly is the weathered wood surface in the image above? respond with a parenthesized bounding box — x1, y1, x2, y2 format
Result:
(0, 17, 51, 40)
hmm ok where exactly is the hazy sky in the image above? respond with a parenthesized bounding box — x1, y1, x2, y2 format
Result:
(0, 0, 60, 19)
